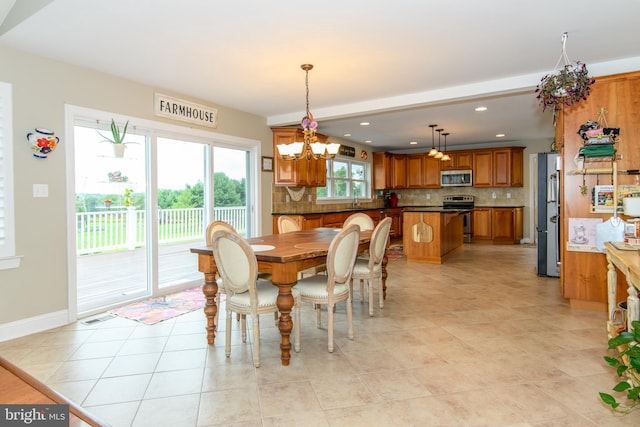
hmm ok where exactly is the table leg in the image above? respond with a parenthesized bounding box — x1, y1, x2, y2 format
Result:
(275, 283, 294, 366)
(202, 272, 218, 345)
(381, 255, 388, 300)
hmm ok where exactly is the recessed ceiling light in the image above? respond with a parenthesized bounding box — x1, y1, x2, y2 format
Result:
(360, 122, 370, 126)
(496, 133, 505, 138)
(409, 141, 418, 145)
(343, 133, 351, 137)
(364, 140, 372, 144)
(475, 106, 488, 112)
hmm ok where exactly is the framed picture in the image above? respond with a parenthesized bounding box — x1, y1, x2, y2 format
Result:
(261, 156, 273, 172)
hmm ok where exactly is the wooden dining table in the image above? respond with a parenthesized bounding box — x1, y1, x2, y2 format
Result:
(190, 227, 378, 366)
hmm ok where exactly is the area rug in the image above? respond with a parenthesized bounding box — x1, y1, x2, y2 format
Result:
(386, 244, 405, 260)
(109, 287, 207, 325)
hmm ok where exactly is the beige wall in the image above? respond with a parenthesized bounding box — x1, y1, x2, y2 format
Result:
(0, 46, 273, 328)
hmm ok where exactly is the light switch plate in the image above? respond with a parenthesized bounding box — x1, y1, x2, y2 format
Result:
(33, 184, 48, 198)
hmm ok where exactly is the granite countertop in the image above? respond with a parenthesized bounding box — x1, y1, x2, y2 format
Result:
(272, 205, 523, 215)
(402, 207, 472, 213)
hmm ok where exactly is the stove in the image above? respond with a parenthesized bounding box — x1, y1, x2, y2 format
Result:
(442, 195, 474, 242)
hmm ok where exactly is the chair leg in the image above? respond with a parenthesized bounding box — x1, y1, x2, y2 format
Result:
(225, 310, 232, 357)
(360, 279, 365, 303)
(378, 276, 384, 309)
(274, 311, 279, 327)
(241, 314, 247, 342)
(368, 279, 375, 316)
(252, 315, 260, 368)
(327, 303, 334, 353)
(293, 304, 301, 353)
(346, 296, 354, 341)
(316, 304, 322, 329)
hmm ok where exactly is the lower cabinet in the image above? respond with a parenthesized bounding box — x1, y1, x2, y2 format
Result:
(384, 208, 403, 238)
(273, 209, 396, 235)
(472, 207, 523, 244)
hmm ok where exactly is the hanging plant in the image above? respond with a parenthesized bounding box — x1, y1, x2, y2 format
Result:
(534, 33, 595, 123)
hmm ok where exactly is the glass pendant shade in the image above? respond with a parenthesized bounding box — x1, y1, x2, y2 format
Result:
(441, 132, 451, 161)
(428, 124, 438, 156)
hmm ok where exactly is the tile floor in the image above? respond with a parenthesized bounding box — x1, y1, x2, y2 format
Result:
(2, 244, 640, 426)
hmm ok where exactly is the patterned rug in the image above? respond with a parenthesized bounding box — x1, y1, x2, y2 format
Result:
(109, 287, 206, 325)
(386, 244, 405, 260)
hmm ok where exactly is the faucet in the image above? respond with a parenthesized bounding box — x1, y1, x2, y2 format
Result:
(353, 196, 359, 209)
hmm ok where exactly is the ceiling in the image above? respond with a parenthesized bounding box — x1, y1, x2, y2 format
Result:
(1, 0, 639, 152)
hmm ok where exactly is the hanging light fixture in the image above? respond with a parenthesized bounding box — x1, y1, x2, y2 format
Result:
(276, 64, 340, 161)
(441, 132, 451, 161)
(427, 124, 438, 156)
(434, 128, 444, 159)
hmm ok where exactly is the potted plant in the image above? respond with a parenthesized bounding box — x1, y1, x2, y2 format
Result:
(97, 119, 131, 157)
(535, 62, 595, 123)
(600, 319, 640, 414)
(103, 198, 113, 208)
(123, 188, 134, 208)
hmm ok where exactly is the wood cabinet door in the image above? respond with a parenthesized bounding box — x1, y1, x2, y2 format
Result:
(373, 152, 392, 190)
(406, 154, 423, 188)
(493, 149, 512, 187)
(391, 155, 407, 189)
(473, 151, 493, 187)
(301, 214, 323, 230)
(455, 152, 473, 169)
(510, 148, 524, 187)
(472, 208, 492, 240)
(491, 208, 515, 241)
(422, 155, 441, 188)
(273, 129, 299, 186)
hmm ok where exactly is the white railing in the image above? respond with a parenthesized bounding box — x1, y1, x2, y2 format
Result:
(76, 206, 247, 255)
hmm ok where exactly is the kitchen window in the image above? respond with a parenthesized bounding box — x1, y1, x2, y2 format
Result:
(0, 81, 19, 269)
(316, 158, 370, 201)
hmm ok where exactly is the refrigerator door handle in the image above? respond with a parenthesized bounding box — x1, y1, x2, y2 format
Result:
(547, 172, 557, 203)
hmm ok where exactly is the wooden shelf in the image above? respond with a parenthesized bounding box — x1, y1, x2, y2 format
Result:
(567, 168, 639, 175)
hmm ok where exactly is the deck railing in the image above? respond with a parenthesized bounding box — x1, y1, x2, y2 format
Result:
(76, 206, 246, 255)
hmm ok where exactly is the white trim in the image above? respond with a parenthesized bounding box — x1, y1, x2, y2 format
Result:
(0, 81, 19, 268)
(0, 310, 69, 343)
(529, 153, 538, 245)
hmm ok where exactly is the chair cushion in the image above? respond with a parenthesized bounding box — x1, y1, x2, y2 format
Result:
(352, 258, 382, 276)
(295, 275, 350, 298)
(228, 282, 278, 308)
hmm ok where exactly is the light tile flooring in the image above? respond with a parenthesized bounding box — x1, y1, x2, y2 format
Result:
(2, 244, 640, 426)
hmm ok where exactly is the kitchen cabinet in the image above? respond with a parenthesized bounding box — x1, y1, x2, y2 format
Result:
(373, 152, 393, 190)
(272, 127, 327, 187)
(493, 147, 524, 187)
(491, 207, 523, 243)
(406, 154, 423, 188)
(384, 208, 403, 238)
(322, 212, 347, 228)
(391, 154, 407, 189)
(472, 151, 493, 187)
(422, 154, 441, 188)
(442, 151, 472, 170)
(472, 208, 492, 240)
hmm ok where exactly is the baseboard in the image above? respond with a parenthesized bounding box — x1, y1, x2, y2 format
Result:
(0, 310, 70, 343)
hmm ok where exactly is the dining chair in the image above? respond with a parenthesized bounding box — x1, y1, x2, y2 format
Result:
(343, 212, 375, 231)
(205, 220, 272, 327)
(295, 224, 360, 353)
(277, 215, 300, 234)
(211, 229, 300, 367)
(350, 217, 392, 316)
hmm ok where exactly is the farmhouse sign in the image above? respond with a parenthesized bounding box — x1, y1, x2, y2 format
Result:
(154, 93, 218, 128)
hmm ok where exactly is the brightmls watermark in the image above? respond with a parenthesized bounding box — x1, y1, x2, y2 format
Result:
(0, 405, 69, 426)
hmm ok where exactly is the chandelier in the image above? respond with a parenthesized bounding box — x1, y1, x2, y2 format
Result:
(276, 64, 340, 161)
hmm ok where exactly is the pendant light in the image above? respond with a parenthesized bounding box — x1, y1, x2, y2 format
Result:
(441, 132, 451, 161)
(434, 128, 444, 159)
(427, 124, 438, 156)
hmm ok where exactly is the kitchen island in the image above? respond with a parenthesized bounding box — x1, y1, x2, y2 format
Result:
(402, 208, 469, 263)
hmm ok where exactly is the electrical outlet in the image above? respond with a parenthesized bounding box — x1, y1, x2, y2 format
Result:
(308, 194, 312, 202)
(492, 192, 497, 199)
(506, 193, 511, 199)
(397, 193, 401, 199)
(426, 193, 431, 200)
(285, 195, 290, 203)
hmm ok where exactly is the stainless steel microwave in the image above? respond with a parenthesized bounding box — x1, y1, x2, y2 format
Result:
(441, 169, 473, 187)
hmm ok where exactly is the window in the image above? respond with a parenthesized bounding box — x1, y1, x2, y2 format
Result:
(317, 158, 370, 200)
(0, 81, 19, 269)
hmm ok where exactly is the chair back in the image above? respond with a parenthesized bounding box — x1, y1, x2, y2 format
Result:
(211, 230, 258, 300)
(326, 224, 360, 288)
(278, 215, 300, 233)
(368, 217, 392, 267)
(343, 212, 375, 231)
(205, 220, 236, 246)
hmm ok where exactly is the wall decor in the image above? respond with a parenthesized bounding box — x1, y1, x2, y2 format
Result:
(154, 93, 218, 128)
(261, 156, 273, 172)
(26, 128, 59, 158)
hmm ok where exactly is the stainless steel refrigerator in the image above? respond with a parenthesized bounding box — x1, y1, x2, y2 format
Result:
(537, 152, 560, 277)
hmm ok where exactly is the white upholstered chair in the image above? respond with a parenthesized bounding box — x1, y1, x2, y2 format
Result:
(211, 229, 300, 367)
(295, 224, 360, 352)
(343, 212, 375, 232)
(351, 217, 392, 316)
(277, 215, 300, 234)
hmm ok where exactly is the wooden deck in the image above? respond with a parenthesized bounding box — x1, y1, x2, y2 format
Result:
(76, 241, 204, 315)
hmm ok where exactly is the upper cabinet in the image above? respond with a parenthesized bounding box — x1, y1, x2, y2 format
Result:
(472, 147, 524, 188)
(272, 127, 327, 187)
(441, 151, 472, 170)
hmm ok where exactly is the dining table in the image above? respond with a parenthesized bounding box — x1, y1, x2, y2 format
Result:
(190, 227, 377, 366)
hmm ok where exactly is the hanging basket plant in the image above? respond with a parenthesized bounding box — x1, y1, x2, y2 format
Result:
(534, 33, 595, 123)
